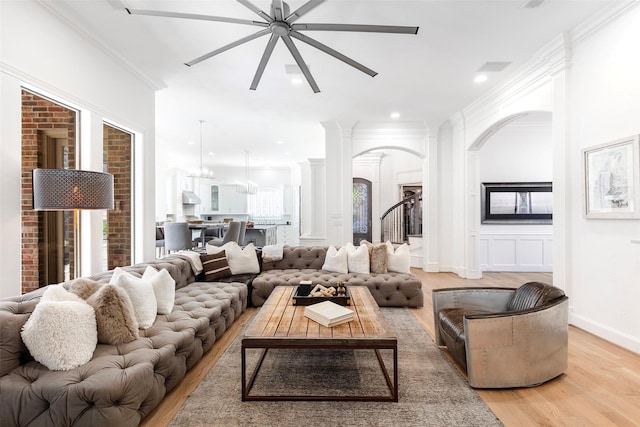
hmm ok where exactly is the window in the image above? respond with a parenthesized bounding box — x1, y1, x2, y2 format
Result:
(248, 187, 283, 219)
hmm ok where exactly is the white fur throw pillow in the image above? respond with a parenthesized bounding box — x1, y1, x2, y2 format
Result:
(109, 267, 157, 329)
(322, 245, 348, 274)
(386, 241, 411, 273)
(21, 284, 97, 371)
(207, 242, 260, 274)
(142, 266, 176, 314)
(345, 243, 370, 274)
(87, 284, 139, 345)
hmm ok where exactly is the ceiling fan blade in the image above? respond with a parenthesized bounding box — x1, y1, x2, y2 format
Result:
(185, 28, 271, 67)
(126, 8, 268, 27)
(290, 31, 377, 77)
(236, 0, 273, 22)
(285, 0, 326, 24)
(271, 0, 285, 20)
(291, 23, 419, 34)
(250, 34, 279, 90)
(281, 35, 320, 93)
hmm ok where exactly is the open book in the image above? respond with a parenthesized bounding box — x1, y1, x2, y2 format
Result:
(304, 300, 354, 327)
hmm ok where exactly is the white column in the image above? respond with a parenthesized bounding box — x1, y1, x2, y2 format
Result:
(551, 62, 570, 293)
(424, 124, 440, 272)
(79, 112, 105, 277)
(464, 150, 482, 279)
(299, 158, 326, 246)
(322, 121, 353, 245)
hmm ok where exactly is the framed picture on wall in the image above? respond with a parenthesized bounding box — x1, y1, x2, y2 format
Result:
(583, 135, 640, 219)
(481, 182, 553, 224)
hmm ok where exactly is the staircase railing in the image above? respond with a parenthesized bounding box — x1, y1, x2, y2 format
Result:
(380, 193, 422, 244)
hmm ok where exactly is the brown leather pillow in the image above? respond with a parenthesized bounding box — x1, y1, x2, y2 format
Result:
(201, 251, 232, 281)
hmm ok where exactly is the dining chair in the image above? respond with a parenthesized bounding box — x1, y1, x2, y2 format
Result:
(208, 221, 241, 247)
(155, 227, 165, 258)
(237, 221, 247, 246)
(163, 222, 195, 253)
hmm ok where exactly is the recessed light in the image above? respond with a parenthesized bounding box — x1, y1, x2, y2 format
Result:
(208, 152, 214, 156)
(277, 140, 284, 145)
(188, 141, 195, 145)
(390, 112, 400, 119)
(474, 74, 488, 83)
(291, 78, 303, 85)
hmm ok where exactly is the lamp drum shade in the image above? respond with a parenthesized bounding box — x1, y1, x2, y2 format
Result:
(32, 169, 114, 210)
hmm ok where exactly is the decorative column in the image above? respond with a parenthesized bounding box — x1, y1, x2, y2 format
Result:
(322, 121, 353, 245)
(423, 123, 440, 272)
(298, 158, 326, 246)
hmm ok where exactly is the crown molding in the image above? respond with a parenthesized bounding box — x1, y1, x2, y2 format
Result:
(35, 0, 166, 91)
(571, 0, 639, 46)
(460, 0, 638, 127)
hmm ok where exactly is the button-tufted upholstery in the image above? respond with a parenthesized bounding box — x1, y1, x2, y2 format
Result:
(252, 246, 423, 307)
(0, 255, 248, 427)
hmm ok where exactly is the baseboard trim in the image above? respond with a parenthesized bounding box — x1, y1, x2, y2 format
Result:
(570, 312, 640, 354)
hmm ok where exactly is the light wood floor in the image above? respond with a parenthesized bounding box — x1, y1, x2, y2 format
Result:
(141, 271, 640, 427)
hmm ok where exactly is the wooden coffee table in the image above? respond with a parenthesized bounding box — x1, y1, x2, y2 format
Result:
(241, 285, 398, 401)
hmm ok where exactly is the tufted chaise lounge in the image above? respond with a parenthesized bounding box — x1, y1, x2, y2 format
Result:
(251, 246, 423, 307)
(0, 255, 249, 427)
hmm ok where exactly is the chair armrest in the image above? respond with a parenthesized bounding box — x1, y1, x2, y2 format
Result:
(464, 297, 568, 388)
(432, 287, 515, 345)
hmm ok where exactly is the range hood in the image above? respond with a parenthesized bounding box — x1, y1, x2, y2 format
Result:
(182, 190, 201, 205)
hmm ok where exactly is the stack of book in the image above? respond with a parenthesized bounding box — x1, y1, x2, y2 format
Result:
(304, 300, 354, 327)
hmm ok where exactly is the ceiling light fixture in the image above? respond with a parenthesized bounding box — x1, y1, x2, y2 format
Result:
(390, 112, 400, 119)
(126, 0, 419, 93)
(236, 150, 257, 195)
(188, 120, 215, 178)
(474, 74, 488, 83)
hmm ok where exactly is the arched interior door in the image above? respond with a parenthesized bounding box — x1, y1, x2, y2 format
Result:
(352, 178, 372, 244)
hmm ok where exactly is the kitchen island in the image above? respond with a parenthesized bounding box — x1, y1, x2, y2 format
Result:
(244, 225, 277, 247)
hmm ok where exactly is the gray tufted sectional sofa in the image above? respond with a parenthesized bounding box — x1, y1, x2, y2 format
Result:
(251, 246, 424, 307)
(0, 255, 249, 427)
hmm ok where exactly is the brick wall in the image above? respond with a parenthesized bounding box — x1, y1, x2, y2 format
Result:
(21, 90, 76, 294)
(103, 124, 132, 269)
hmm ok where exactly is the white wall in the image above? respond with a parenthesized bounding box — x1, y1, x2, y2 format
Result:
(479, 114, 554, 272)
(0, 0, 157, 297)
(566, 3, 640, 353)
(478, 117, 553, 182)
(445, 2, 640, 352)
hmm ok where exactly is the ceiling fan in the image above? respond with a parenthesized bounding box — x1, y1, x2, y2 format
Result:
(126, 0, 419, 93)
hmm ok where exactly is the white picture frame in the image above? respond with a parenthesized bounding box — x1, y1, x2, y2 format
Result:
(583, 135, 640, 219)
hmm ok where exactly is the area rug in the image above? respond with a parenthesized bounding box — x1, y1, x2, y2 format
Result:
(169, 308, 503, 427)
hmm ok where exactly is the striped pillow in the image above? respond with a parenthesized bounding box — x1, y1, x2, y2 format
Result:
(200, 251, 232, 281)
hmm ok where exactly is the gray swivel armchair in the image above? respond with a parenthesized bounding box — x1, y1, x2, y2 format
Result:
(207, 221, 241, 247)
(163, 222, 195, 253)
(433, 281, 568, 388)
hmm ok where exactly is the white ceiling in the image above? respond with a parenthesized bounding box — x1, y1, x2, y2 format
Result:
(47, 0, 612, 170)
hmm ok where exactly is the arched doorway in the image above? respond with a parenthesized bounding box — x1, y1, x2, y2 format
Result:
(352, 178, 372, 244)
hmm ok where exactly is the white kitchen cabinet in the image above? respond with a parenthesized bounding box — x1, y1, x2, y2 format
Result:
(276, 224, 299, 246)
(218, 185, 247, 213)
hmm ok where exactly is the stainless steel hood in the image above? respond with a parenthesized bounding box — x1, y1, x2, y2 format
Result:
(182, 190, 201, 205)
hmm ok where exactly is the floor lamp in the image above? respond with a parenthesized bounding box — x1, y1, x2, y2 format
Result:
(32, 168, 114, 279)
